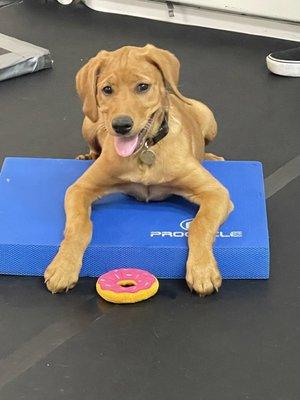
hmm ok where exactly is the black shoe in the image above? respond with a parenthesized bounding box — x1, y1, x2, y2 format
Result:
(266, 47, 300, 77)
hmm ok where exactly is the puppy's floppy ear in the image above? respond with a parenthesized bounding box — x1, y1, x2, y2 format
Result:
(75, 51, 107, 122)
(144, 44, 190, 104)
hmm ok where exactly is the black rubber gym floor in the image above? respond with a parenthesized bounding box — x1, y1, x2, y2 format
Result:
(0, 1, 299, 399)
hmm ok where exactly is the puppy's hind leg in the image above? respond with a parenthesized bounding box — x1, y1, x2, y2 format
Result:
(77, 134, 101, 160)
(76, 151, 99, 160)
(203, 116, 224, 161)
(76, 118, 102, 160)
(204, 152, 225, 161)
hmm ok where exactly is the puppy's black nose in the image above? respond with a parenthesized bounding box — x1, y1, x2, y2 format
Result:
(112, 116, 133, 135)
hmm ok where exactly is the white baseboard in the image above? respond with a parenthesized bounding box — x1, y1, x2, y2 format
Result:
(82, 0, 300, 42)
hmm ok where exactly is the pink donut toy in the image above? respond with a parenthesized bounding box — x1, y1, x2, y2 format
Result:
(96, 268, 159, 304)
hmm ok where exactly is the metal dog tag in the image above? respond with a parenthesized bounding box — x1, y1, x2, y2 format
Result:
(139, 149, 156, 166)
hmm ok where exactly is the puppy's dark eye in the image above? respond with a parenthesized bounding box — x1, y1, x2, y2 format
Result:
(136, 83, 150, 93)
(102, 86, 113, 95)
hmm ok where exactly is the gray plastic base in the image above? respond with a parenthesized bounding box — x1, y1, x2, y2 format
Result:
(0, 33, 53, 81)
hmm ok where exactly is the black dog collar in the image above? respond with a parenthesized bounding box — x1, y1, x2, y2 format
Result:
(146, 112, 169, 147)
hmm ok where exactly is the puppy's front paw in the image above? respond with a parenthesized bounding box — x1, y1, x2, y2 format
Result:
(44, 253, 80, 294)
(186, 253, 222, 296)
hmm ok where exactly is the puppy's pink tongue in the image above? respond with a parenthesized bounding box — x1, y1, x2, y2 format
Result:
(114, 135, 139, 157)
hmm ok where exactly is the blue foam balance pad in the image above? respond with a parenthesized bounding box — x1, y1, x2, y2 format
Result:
(0, 158, 269, 279)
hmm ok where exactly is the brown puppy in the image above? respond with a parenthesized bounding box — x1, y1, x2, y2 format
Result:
(44, 44, 233, 296)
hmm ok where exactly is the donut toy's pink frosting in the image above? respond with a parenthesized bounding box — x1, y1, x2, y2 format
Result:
(97, 268, 156, 293)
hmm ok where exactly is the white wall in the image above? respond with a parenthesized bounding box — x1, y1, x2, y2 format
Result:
(178, 0, 300, 22)
(83, 0, 300, 41)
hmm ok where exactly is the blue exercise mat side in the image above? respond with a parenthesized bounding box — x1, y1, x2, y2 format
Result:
(0, 243, 269, 279)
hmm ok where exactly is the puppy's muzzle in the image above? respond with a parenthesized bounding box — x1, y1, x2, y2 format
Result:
(112, 116, 133, 135)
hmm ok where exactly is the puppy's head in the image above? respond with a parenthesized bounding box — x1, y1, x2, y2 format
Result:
(76, 44, 189, 157)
